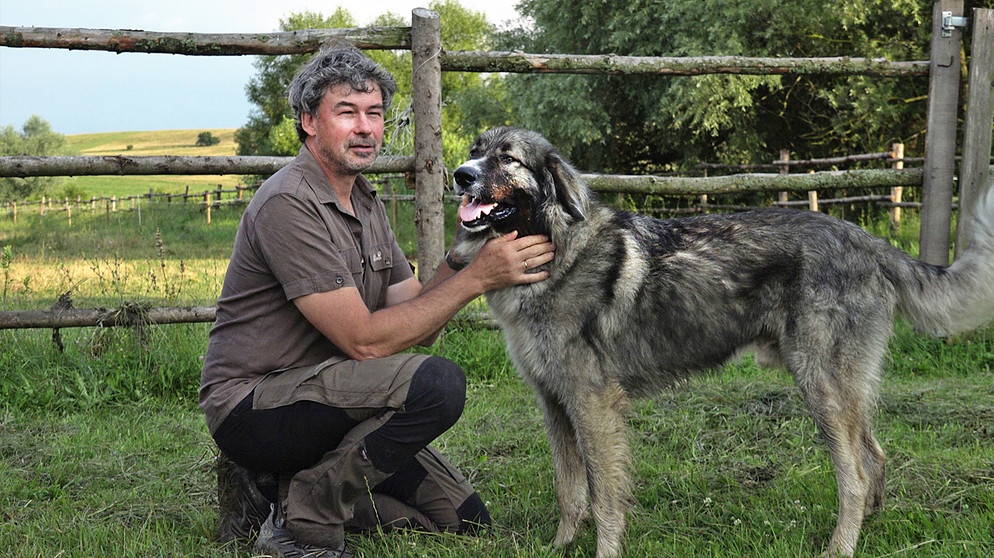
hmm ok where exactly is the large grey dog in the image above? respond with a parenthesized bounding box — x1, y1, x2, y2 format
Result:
(449, 127, 994, 557)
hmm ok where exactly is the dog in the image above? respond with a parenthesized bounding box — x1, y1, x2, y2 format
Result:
(449, 127, 994, 557)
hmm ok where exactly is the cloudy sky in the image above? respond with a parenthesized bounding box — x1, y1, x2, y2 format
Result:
(0, 1, 522, 135)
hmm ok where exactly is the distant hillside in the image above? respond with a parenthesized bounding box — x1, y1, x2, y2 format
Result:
(66, 129, 239, 157)
(62, 129, 243, 197)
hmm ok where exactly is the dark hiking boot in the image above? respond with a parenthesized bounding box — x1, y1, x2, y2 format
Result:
(254, 506, 354, 558)
(216, 451, 275, 543)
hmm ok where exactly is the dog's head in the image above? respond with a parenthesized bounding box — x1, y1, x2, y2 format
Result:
(452, 127, 589, 243)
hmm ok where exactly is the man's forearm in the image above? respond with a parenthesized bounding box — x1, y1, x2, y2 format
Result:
(415, 258, 466, 346)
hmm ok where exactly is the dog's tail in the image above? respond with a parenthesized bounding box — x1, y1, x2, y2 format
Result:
(892, 188, 994, 337)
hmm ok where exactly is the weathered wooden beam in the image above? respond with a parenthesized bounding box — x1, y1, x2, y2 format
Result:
(441, 51, 930, 77)
(411, 9, 445, 283)
(0, 305, 217, 329)
(954, 9, 994, 257)
(919, 0, 965, 266)
(0, 155, 415, 177)
(0, 305, 505, 331)
(0, 26, 411, 54)
(583, 169, 924, 196)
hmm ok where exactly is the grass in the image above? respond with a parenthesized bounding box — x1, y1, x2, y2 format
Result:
(1, 173, 993, 556)
(61, 129, 245, 198)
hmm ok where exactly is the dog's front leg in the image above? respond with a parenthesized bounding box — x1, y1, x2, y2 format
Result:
(573, 383, 632, 558)
(536, 390, 589, 547)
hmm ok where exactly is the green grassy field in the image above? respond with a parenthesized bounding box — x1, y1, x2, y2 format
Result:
(62, 129, 245, 198)
(1, 159, 992, 557)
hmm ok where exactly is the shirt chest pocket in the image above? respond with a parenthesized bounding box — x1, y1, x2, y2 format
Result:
(366, 243, 394, 273)
(363, 242, 396, 310)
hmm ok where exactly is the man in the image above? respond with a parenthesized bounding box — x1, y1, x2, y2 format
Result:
(199, 44, 554, 557)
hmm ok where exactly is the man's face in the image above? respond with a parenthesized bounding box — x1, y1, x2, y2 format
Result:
(302, 82, 385, 176)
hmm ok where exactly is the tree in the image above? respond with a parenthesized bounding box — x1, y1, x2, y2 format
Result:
(0, 115, 68, 202)
(234, 1, 495, 170)
(196, 131, 221, 146)
(234, 9, 355, 157)
(491, 0, 943, 174)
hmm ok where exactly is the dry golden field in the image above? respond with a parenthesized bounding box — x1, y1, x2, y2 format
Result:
(64, 129, 246, 196)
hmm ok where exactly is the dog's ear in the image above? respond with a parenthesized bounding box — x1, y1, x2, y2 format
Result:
(544, 150, 588, 223)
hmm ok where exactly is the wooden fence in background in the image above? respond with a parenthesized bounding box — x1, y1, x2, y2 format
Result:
(0, 0, 992, 332)
(2, 145, 936, 225)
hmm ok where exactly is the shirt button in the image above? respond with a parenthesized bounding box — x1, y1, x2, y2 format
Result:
(335, 276, 344, 285)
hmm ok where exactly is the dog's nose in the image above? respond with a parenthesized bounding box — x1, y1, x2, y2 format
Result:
(453, 165, 478, 189)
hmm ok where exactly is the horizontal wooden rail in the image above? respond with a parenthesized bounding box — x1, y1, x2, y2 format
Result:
(441, 51, 930, 77)
(0, 26, 411, 54)
(0, 304, 498, 330)
(583, 168, 923, 195)
(0, 305, 217, 329)
(0, 155, 415, 177)
(0, 27, 928, 77)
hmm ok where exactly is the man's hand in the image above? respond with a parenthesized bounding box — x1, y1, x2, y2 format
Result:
(461, 231, 555, 292)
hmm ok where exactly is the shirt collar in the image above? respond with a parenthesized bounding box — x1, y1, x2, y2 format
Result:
(296, 145, 378, 211)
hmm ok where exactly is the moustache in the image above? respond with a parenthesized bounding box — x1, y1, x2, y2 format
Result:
(347, 137, 378, 149)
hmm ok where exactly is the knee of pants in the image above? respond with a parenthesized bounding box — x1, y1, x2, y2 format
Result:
(456, 491, 492, 534)
(407, 356, 466, 432)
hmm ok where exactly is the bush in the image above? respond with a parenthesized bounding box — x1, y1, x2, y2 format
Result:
(195, 131, 221, 147)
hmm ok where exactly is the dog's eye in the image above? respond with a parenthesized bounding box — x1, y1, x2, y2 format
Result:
(499, 154, 518, 165)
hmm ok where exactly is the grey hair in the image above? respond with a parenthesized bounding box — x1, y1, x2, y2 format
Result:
(288, 43, 397, 142)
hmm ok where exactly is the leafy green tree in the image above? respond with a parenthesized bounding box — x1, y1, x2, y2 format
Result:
(492, 0, 947, 174)
(235, 9, 355, 156)
(196, 131, 221, 146)
(0, 115, 68, 202)
(234, 1, 494, 170)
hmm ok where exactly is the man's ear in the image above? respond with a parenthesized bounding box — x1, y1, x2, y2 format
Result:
(300, 112, 317, 137)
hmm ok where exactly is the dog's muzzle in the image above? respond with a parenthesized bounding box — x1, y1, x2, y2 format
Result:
(453, 163, 516, 230)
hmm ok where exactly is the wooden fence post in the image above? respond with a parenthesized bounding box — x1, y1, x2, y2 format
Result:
(411, 8, 445, 283)
(778, 149, 789, 204)
(954, 8, 994, 258)
(919, 0, 964, 265)
(891, 143, 905, 225)
(807, 171, 819, 211)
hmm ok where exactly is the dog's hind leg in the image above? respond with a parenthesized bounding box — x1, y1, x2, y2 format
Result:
(860, 428, 886, 516)
(536, 390, 590, 547)
(571, 382, 631, 558)
(791, 353, 886, 557)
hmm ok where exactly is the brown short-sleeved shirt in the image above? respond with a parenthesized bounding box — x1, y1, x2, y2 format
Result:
(199, 145, 413, 434)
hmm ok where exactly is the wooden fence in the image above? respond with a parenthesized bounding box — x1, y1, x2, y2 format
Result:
(0, 0, 992, 332)
(1, 146, 931, 224)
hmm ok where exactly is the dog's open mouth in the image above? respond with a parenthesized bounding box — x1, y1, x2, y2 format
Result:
(459, 197, 517, 229)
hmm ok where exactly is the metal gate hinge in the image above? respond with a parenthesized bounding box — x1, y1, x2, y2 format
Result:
(941, 11, 969, 38)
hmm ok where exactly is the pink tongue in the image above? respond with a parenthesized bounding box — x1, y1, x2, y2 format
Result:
(459, 200, 497, 222)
